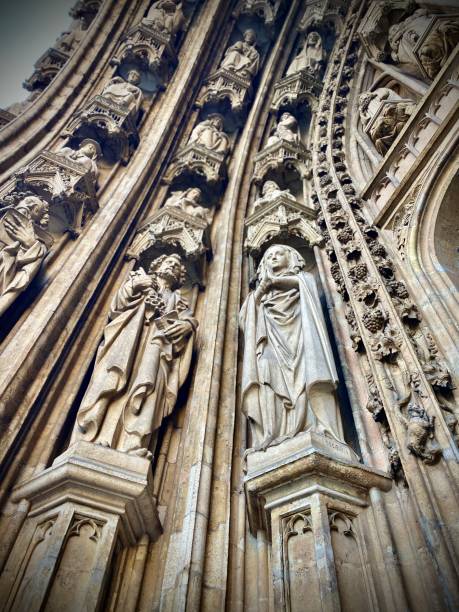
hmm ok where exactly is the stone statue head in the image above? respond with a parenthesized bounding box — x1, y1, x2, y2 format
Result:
(243, 29, 257, 45)
(262, 180, 280, 196)
(149, 253, 187, 289)
(79, 138, 102, 159)
(208, 113, 224, 130)
(258, 244, 305, 278)
(280, 112, 294, 122)
(186, 187, 203, 203)
(127, 69, 141, 85)
(18, 196, 50, 228)
(306, 31, 321, 47)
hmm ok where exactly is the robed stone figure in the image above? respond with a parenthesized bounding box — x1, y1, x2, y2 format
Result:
(239, 244, 344, 451)
(73, 253, 197, 458)
(220, 29, 260, 81)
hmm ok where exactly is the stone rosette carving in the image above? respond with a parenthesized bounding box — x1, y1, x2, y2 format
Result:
(244, 184, 321, 255)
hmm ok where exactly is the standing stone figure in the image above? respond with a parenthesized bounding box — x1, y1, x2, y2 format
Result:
(100, 70, 143, 116)
(239, 244, 344, 451)
(188, 114, 230, 155)
(59, 138, 101, 180)
(73, 253, 198, 458)
(142, 0, 185, 36)
(163, 188, 211, 222)
(220, 29, 260, 80)
(287, 31, 324, 77)
(267, 112, 301, 147)
(0, 196, 52, 316)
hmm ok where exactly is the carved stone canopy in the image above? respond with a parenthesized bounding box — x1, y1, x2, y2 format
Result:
(23, 48, 70, 92)
(0, 150, 99, 236)
(233, 0, 282, 29)
(126, 206, 212, 286)
(64, 95, 140, 164)
(196, 68, 253, 114)
(244, 191, 321, 257)
(270, 70, 322, 112)
(110, 23, 178, 91)
(164, 143, 227, 187)
(0, 109, 16, 130)
(252, 140, 311, 184)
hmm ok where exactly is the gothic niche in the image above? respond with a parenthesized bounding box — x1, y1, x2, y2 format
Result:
(111, 0, 187, 91)
(358, 86, 416, 156)
(71, 251, 198, 460)
(271, 30, 324, 112)
(252, 111, 311, 195)
(64, 70, 144, 163)
(196, 28, 261, 114)
(164, 113, 231, 188)
(126, 187, 213, 287)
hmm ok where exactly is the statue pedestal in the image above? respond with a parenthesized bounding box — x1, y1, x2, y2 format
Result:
(270, 70, 322, 113)
(0, 442, 161, 612)
(244, 434, 391, 612)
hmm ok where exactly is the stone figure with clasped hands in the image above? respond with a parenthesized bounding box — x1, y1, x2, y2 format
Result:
(73, 253, 197, 458)
(240, 244, 344, 451)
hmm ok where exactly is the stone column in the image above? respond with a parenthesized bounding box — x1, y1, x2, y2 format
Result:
(0, 442, 161, 612)
(244, 433, 391, 612)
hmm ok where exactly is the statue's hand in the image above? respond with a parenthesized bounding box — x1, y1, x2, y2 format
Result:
(4, 215, 37, 249)
(254, 277, 272, 303)
(163, 319, 192, 342)
(132, 275, 153, 293)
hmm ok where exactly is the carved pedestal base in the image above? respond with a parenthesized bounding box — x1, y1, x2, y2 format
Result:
(23, 47, 70, 93)
(270, 70, 322, 112)
(163, 143, 227, 186)
(245, 434, 391, 612)
(196, 68, 252, 113)
(252, 140, 311, 183)
(0, 442, 161, 612)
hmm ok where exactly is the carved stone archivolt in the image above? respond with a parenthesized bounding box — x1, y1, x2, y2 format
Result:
(196, 29, 260, 113)
(65, 71, 143, 163)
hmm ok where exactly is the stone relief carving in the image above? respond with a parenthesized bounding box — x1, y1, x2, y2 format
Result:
(0, 196, 52, 316)
(359, 87, 416, 155)
(240, 245, 345, 451)
(244, 182, 321, 255)
(72, 253, 198, 458)
(141, 0, 185, 38)
(65, 72, 143, 163)
(197, 29, 260, 112)
(287, 31, 325, 78)
(164, 114, 230, 185)
(389, 9, 459, 80)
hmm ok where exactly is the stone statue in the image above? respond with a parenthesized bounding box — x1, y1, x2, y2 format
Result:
(220, 29, 260, 80)
(163, 187, 211, 222)
(142, 0, 185, 36)
(239, 244, 344, 451)
(359, 87, 415, 155)
(389, 9, 459, 80)
(58, 138, 101, 180)
(267, 112, 301, 147)
(287, 31, 324, 77)
(72, 253, 198, 457)
(188, 114, 230, 155)
(253, 180, 296, 211)
(0, 196, 52, 316)
(100, 70, 143, 116)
